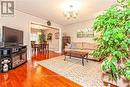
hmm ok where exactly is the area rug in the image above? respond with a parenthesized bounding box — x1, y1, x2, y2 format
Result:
(37, 55, 103, 87)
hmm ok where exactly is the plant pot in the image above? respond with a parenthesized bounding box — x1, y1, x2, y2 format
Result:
(102, 73, 130, 87)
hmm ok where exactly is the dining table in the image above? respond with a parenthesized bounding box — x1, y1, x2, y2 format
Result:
(32, 43, 49, 53)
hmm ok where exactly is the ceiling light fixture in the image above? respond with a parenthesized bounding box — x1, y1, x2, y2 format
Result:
(63, 0, 80, 19)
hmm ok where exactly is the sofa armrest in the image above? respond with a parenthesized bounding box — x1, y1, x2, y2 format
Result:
(65, 45, 70, 49)
(65, 43, 71, 49)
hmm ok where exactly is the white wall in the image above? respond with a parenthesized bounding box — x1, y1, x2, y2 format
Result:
(0, 10, 63, 59)
(63, 19, 96, 43)
(44, 29, 59, 52)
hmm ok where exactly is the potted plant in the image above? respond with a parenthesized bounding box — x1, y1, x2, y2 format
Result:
(92, 0, 130, 86)
(38, 30, 46, 43)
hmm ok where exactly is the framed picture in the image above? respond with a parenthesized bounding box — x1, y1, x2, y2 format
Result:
(55, 32, 59, 39)
(47, 33, 53, 40)
(77, 28, 94, 38)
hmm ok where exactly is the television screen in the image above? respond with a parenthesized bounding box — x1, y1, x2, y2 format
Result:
(2, 26, 23, 45)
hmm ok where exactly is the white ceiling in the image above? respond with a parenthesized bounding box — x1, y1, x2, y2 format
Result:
(16, 0, 117, 25)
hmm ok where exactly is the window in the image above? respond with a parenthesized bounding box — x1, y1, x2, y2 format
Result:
(31, 33, 38, 43)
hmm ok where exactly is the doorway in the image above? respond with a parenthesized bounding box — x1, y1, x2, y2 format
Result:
(30, 22, 60, 54)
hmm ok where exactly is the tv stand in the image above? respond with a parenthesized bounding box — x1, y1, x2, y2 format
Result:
(0, 45, 27, 72)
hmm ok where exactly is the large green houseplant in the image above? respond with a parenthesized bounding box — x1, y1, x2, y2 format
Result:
(93, 0, 130, 82)
(38, 30, 46, 43)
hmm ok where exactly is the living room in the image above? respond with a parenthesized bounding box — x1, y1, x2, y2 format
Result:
(0, 0, 130, 87)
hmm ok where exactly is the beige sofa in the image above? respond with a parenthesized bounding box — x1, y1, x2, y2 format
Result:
(64, 42, 101, 61)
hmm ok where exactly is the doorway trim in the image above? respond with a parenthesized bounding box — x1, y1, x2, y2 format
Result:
(29, 21, 62, 57)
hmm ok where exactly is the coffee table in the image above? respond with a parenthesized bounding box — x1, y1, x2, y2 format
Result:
(64, 50, 89, 66)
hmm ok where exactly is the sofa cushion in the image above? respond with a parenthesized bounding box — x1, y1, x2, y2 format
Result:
(66, 43, 71, 48)
(71, 42, 82, 49)
(75, 42, 83, 49)
(70, 42, 77, 49)
(82, 42, 97, 50)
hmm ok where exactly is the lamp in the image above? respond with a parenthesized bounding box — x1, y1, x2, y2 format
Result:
(63, 0, 80, 19)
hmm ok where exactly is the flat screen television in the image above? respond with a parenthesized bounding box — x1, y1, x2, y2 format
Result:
(2, 26, 23, 45)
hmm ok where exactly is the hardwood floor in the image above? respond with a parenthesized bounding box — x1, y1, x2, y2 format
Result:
(0, 51, 81, 87)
